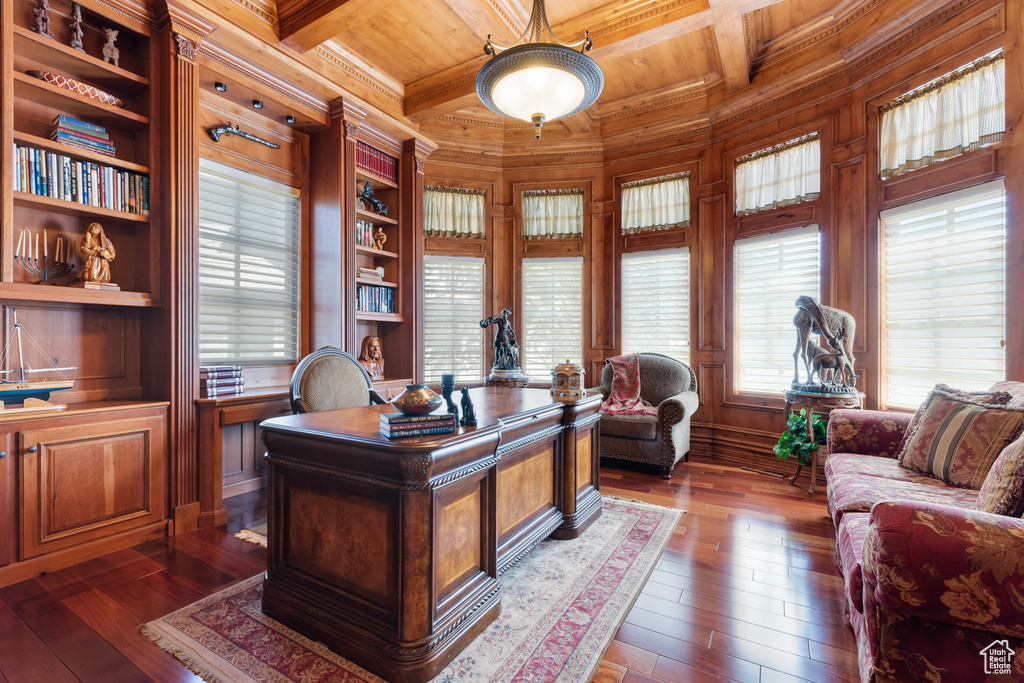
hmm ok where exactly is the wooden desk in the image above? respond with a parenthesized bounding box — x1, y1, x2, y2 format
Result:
(783, 389, 864, 496)
(259, 387, 603, 683)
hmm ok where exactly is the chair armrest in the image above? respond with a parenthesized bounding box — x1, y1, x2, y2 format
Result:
(658, 390, 699, 426)
(826, 409, 912, 458)
(863, 500, 1024, 639)
(588, 386, 609, 400)
(369, 390, 386, 405)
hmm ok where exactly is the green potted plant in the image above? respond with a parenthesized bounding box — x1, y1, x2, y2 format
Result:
(774, 409, 828, 466)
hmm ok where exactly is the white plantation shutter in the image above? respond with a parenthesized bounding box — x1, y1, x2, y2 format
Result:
(735, 134, 820, 216)
(880, 180, 1005, 408)
(198, 158, 300, 365)
(880, 52, 1005, 179)
(521, 257, 584, 381)
(422, 256, 486, 383)
(734, 226, 820, 393)
(621, 248, 690, 363)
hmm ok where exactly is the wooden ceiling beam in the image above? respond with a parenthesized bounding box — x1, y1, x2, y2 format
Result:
(278, 0, 400, 53)
(404, 56, 490, 123)
(709, 0, 750, 91)
(436, 0, 529, 46)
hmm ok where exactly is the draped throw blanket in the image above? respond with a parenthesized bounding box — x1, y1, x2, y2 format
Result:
(601, 354, 658, 416)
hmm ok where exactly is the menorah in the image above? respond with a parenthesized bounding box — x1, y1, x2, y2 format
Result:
(14, 230, 74, 284)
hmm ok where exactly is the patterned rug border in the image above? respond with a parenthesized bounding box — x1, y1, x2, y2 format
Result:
(149, 498, 684, 683)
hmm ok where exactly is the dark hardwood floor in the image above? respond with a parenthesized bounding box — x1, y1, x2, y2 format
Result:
(0, 456, 857, 683)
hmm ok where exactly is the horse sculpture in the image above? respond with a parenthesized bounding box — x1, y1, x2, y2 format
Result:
(360, 182, 389, 217)
(792, 296, 857, 390)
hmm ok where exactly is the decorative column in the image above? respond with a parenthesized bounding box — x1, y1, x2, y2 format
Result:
(156, 3, 215, 533)
(400, 138, 435, 382)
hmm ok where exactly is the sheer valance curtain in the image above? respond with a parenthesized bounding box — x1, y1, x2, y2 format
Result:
(522, 189, 584, 239)
(879, 51, 1005, 180)
(424, 186, 486, 238)
(734, 134, 820, 216)
(621, 173, 690, 235)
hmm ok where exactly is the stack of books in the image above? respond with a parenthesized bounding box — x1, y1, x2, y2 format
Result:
(13, 144, 150, 214)
(52, 114, 116, 157)
(379, 412, 458, 438)
(356, 219, 374, 247)
(200, 365, 244, 398)
(357, 284, 394, 313)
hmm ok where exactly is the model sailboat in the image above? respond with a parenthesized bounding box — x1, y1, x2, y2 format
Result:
(0, 308, 76, 409)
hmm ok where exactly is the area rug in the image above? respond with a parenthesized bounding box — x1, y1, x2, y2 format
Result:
(144, 497, 681, 683)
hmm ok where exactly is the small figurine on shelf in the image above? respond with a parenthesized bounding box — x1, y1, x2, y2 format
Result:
(441, 374, 460, 423)
(69, 3, 84, 52)
(460, 387, 477, 426)
(358, 335, 385, 380)
(32, 0, 54, 39)
(102, 28, 119, 67)
(359, 181, 389, 216)
(78, 222, 119, 290)
(372, 226, 387, 251)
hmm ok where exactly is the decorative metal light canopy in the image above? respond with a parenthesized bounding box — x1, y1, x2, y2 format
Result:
(475, 0, 603, 140)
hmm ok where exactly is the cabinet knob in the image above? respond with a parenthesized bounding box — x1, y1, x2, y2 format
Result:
(26, 446, 38, 454)
(0, 451, 5, 459)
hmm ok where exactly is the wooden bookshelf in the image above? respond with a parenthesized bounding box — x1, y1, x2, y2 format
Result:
(14, 191, 149, 223)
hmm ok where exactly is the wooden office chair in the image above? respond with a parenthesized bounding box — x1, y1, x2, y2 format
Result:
(289, 346, 386, 413)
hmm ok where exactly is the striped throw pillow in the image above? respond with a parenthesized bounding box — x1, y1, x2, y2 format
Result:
(976, 435, 1024, 516)
(898, 388, 1024, 489)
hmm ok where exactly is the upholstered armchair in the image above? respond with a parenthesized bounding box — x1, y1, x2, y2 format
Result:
(595, 353, 699, 479)
(289, 347, 386, 413)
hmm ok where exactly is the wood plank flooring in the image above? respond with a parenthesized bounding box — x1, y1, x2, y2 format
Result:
(0, 456, 857, 682)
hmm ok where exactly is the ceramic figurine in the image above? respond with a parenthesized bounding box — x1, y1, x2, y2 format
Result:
(102, 28, 119, 67)
(80, 222, 115, 285)
(32, 0, 54, 39)
(460, 387, 477, 426)
(372, 226, 387, 250)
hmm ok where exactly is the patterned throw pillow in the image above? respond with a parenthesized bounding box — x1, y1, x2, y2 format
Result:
(895, 384, 1013, 455)
(975, 435, 1024, 516)
(897, 386, 1024, 489)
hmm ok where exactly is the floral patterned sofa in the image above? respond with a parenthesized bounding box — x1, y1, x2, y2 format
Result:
(825, 381, 1024, 683)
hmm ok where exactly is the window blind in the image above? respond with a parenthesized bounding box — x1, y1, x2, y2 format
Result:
(198, 158, 300, 365)
(880, 51, 1004, 180)
(422, 256, 486, 383)
(522, 190, 584, 239)
(424, 186, 486, 238)
(880, 180, 1005, 408)
(521, 257, 584, 381)
(621, 248, 690, 363)
(621, 173, 690, 234)
(735, 134, 820, 216)
(734, 226, 820, 393)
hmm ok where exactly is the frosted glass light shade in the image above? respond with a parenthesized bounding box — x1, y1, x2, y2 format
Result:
(492, 67, 585, 122)
(477, 44, 603, 123)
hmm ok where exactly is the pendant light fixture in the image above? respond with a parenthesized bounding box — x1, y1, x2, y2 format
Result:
(475, 0, 603, 140)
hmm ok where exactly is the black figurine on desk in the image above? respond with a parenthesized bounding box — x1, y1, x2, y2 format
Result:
(460, 387, 477, 426)
(441, 374, 459, 423)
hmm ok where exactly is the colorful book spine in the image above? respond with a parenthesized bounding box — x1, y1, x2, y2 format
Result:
(383, 419, 458, 433)
(54, 127, 114, 147)
(53, 114, 108, 136)
(356, 284, 394, 313)
(379, 424, 458, 438)
(12, 145, 149, 215)
(200, 365, 243, 374)
(380, 412, 455, 424)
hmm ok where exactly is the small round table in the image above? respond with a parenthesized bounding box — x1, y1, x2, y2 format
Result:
(783, 389, 864, 496)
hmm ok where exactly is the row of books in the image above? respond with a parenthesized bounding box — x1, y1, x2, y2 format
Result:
(200, 365, 244, 398)
(52, 114, 116, 157)
(13, 144, 150, 215)
(356, 219, 376, 248)
(357, 284, 394, 313)
(357, 266, 383, 282)
(356, 141, 398, 183)
(379, 411, 458, 438)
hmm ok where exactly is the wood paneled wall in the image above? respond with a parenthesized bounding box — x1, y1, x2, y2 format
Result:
(423, 0, 1022, 467)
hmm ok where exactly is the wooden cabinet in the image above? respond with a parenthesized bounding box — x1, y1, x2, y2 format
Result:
(0, 402, 168, 587)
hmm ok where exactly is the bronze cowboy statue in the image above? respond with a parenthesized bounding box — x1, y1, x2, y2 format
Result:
(792, 296, 858, 392)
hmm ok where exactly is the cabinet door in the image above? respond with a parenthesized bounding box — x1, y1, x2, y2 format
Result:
(19, 414, 166, 559)
(0, 433, 12, 568)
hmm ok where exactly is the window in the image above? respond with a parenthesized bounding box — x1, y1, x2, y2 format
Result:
(734, 226, 820, 393)
(422, 256, 486, 383)
(621, 248, 690, 363)
(522, 189, 583, 239)
(424, 186, 486, 238)
(880, 51, 1004, 179)
(880, 180, 1005, 408)
(735, 133, 820, 216)
(621, 173, 690, 234)
(521, 257, 584, 381)
(198, 158, 300, 365)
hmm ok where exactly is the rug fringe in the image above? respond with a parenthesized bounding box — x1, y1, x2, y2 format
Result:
(141, 624, 237, 683)
(602, 493, 686, 513)
(234, 529, 268, 547)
